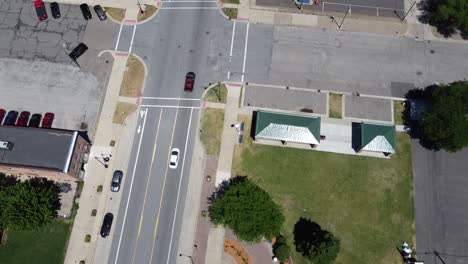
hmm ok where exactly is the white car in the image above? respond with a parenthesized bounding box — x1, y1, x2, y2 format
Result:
(169, 148, 180, 169)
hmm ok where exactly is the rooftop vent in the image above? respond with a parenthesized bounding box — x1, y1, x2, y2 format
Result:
(0, 141, 13, 150)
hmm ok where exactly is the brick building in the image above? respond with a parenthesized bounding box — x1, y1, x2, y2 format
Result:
(0, 126, 90, 182)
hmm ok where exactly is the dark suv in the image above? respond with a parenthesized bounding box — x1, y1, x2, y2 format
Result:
(93, 5, 107, 21)
(3, 111, 18, 125)
(50, 2, 61, 19)
(100, 213, 114, 238)
(69, 43, 88, 60)
(80, 4, 92, 20)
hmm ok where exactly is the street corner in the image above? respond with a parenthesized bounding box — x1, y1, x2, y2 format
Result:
(106, 5, 159, 26)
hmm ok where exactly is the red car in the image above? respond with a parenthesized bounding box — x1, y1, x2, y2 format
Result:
(34, 0, 48, 21)
(0, 109, 5, 124)
(42, 112, 54, 128)
(184, 72, 196, 92)
(16, 111, 30, 126)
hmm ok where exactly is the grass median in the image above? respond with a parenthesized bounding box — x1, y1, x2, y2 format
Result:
(138, 5, 158, 22)
(113, 102, 137, 124)
(105, 7, 125, 22)
(222, 8, 238, 19)
(204, 84, 228, 104)
(394, 100, 405, 125)
(329, 93, 343, 119)
(120, 55, 145, 98)
(233, 115, 415, 264)
(200, 109, 225, 156)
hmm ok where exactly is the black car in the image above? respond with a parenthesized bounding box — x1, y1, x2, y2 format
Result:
(50, 2, 61, 19)
(93, 5, 107, 21)
(3, 111, 18, 125)
(69, 43, 88, 60)
(80, 3, 92, 20)
(111, 170, 123, 192)
(28, 113, 42, 127)
(100, 213, 114, 238)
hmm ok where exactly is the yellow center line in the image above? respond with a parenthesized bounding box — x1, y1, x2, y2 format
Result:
(149, 103, 180, 264)
(130, 109, 163, 264)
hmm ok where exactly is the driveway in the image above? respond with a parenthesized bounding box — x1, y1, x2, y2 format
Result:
(412, 142, 468, 264)
(344, 95, 392, 122)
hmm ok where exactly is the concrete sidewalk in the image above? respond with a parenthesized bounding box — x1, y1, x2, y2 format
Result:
(64, 53, 140, 264)
(204, 83, 242, 264)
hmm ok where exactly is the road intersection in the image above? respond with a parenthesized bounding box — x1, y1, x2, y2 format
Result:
(103, 3, 468, 264)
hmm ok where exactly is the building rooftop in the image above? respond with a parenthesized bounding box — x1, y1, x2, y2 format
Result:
(254, 111, 321, 145)
(0, 126, 77, 172)
(360, 123, 396, 154)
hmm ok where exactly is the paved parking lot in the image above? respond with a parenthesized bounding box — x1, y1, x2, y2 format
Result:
(0, 0, 87, 63)
(244, 85, 327, 115)
(344, 95, 392, 122)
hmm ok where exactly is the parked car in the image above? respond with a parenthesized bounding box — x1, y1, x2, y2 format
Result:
(93, 5, 107, 21)
(69, 43, 88, 60)
(4, 111, 19, 126)
(100, 213, 114, 238)
(110, 170, 123, 192)
(184, 72, 196, 92)
(28, 113, 42, 127)
(169, 148, 180, 169)
(0, 109, 5, 125)
(80, 3, 92, 20)
(41, 112, 54, 128)
(16, 111, 30, 126)
(34, 0, 48, 21)
(50, 2, 61, 19)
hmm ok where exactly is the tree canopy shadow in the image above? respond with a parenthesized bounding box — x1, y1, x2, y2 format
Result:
(293, 217, 327, 259)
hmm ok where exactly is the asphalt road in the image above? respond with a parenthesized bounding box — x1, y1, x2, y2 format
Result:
(412, 143, 468, 264)
(106, 5, 468, 264)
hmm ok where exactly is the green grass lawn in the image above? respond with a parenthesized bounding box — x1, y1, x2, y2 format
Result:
(222, 8, 238, 19)
(200, 109, 225, 156)
(394, 100, 405, 125)
(0, 220, 72, 264)
(233, 115, 415, 264)
(204, 84, 228, 104)
(329, 93, 343, 119)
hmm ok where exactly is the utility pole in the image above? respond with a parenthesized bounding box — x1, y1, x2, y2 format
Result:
(330, 7, 350, 29)
(179, 253, 194, 264)
(399, 1, 416, 21)
(136, 0, 145, 14)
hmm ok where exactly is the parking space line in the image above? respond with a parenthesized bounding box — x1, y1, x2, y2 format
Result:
(241, 23, 250, 83)
(166, 107, 194, 264)
(115, 23, 123, 51)
(149, 99, 181, 264)
(129, 25, 137, 53)
(114, 108, 148, 264)
(160, 7, 219, 9)
(130, 109, 163, 264)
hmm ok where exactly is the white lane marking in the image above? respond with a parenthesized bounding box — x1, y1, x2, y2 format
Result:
(114, 108, 148, 264)
(160, 7, 218, 9)
(137, 125, 141, 134)
(115, 23, 123, 51)
(130, 109, 163, 264)
(241, 23, 250, 83)
(162, 0, 216, 1)
(140, 105, 200, 109)
(141, 97, 200, 101)
(229, 21, 236, 58)
(227, 71, 231, 80)
(128, 25, 137, 53)
(149, 99, 181, 264)
(166, 107, 194, 264)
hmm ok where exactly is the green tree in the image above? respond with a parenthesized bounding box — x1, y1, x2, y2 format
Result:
(430, 0, 468, 36)
(422, 81, 468, 152)
(294, 217, 340, 264)
(0, 176, 61, 230)
(273, 236, 290, 262)
(208, 176, 284, 242)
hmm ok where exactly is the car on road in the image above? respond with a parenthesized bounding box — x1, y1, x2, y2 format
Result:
(169, 148, 180, 169)
(50, 2, 61, 19)
(3, 111, 18, 126)
(69, 43, 88, 60)
(100, 213, 114, 238)
(34, 0, 48, 21)
(111, 170, 123, 192)
(16, 111, 30, 126)
(41, 112, 54, 128)
(184, 72, 196, 92)
(93, 5, 107, 21)
(28, 113, 42, 127)
(0, 109, 5, 124)
(80, 3, 92, 20)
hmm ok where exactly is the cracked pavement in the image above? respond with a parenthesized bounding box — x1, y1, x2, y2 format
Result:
(0, 0, 87, 63)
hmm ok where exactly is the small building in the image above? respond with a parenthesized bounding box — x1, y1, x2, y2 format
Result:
(357, 122, 396, 156)
(253, 111, 321, 148)
(0, 126, 90, 182)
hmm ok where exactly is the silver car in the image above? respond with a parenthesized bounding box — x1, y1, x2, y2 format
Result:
(111, 170, 123, 192)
